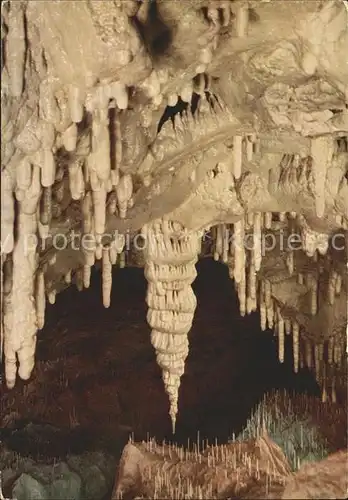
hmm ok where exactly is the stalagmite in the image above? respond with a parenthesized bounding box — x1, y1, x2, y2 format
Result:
(292, 320, 299, 373)
(233, 136, 243, 179)
(35, 271, 46, 330)
(102, 247, 112, 308)
(116, 174, 133, 218)
(310, 136, 334, 218)
(143, 220, 200, 432)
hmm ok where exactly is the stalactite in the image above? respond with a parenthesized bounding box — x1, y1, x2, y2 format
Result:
(119, 251, 126, 268)
(48, 289, 56, 304)
(310, 276, 318, 315)
(233, 219, 245, 283)
(116, 174, 133, 218)
(143, 220, 200, 432)
(328, 271, 337, 305)
(314, 344, 320, 380)
(310, 136, 334, 219)
(236, 5, 248, 37)
(1, 168, 15, 254)
(83, 264, 91, 289)
(277, 308, 285, 363)
(102, 247, 112, 308)
(233, 136, 242, 179)
(7, 1, 25, 97)
(75, 268, 84, 292)
(40, 187, 52, 226)
(64, 270, 72, 284)
(253, 212, 262, 272)
(63, 123, 78, 152)
(286, 251, 294, 275)
(222, 225, 229, 263)
(91, 179, 107, 241)
(264, 212, 272, 229)
(266, 299, 274, 329)
(305, 340, 312, 368)
(292, 320, 300, 373)
(68, 85, 85, 123)
(238, 271, 246, 316)
(35, 271, 46, 330)
(3, 164, 41, 388)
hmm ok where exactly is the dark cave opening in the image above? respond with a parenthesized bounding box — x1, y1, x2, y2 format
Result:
(1, 259, 322, 457)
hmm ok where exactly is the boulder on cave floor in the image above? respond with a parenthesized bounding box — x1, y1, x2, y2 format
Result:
(281, 449, 348, 500)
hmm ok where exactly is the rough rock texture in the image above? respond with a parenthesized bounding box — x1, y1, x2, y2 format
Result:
(1, 0, 347, 428)
(0, 436, 117, 500)
(281, 449, 348, 500)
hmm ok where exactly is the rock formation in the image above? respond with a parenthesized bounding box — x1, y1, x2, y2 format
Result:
(1, 0, 347, 431)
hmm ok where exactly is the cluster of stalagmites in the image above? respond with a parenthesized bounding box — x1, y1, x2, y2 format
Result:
(142, 220, 201, 432)
(113, 433, 291, 500)
(113, 433, 348, 500)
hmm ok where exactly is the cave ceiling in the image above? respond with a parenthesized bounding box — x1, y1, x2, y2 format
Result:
(1, 0, 348, 430)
